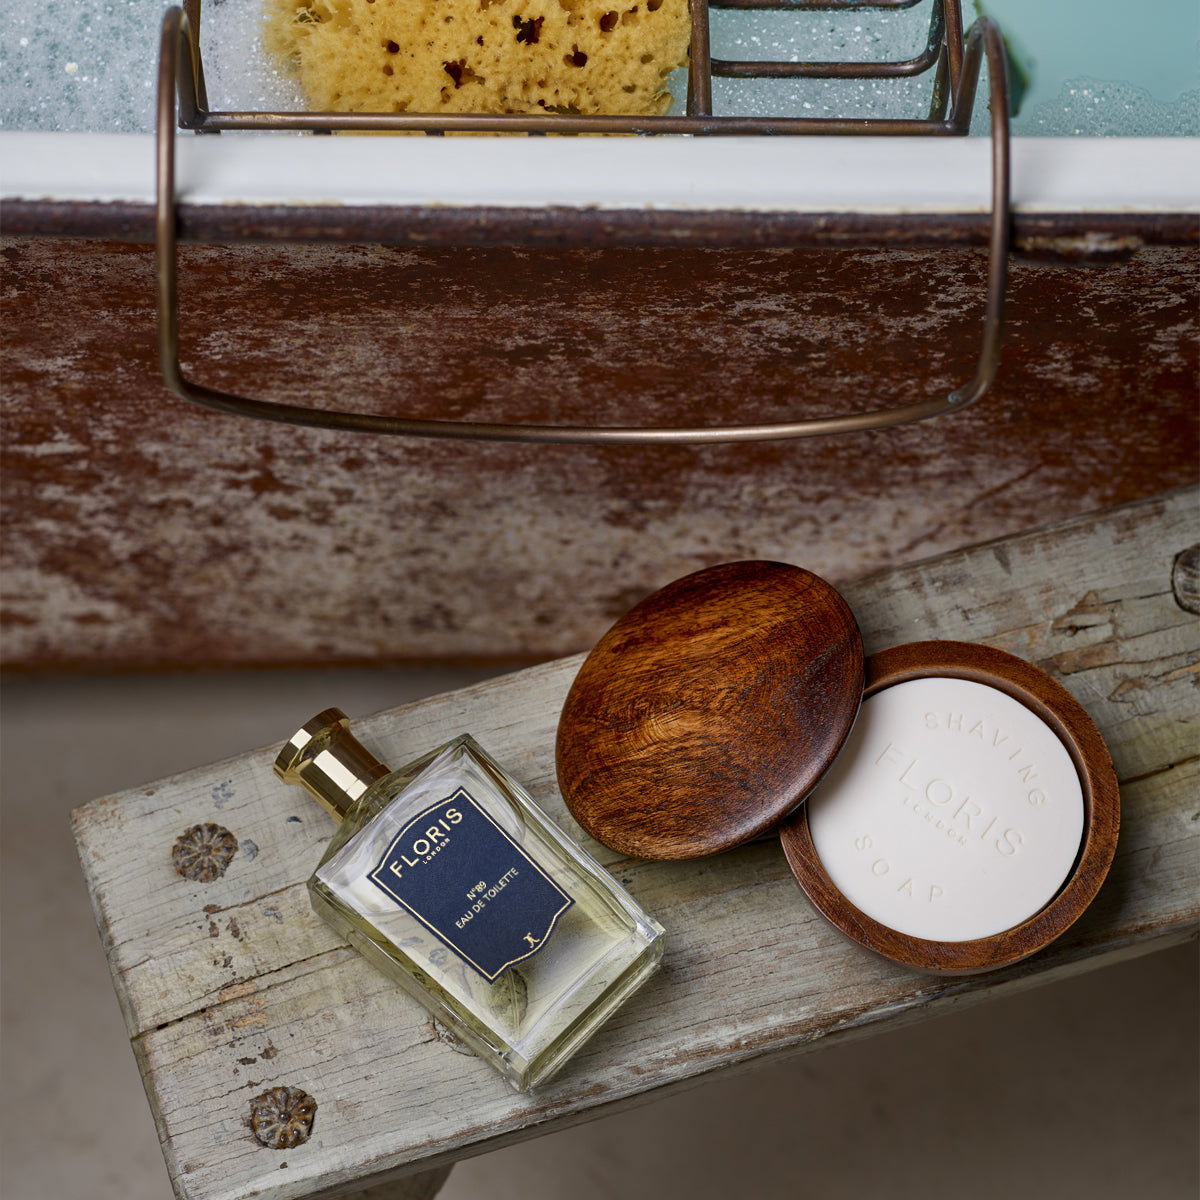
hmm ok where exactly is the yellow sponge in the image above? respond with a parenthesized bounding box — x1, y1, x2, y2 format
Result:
(264, 0, 690, 117)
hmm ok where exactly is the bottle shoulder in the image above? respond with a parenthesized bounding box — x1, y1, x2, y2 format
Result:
(328, 734, 509, 846)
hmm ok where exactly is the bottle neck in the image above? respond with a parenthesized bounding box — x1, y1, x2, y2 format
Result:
(274, 708, 391, 823)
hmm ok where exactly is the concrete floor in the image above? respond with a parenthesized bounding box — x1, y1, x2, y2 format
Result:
(2, 667, 1197, 1200)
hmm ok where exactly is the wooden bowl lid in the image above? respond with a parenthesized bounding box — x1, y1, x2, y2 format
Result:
(555, 561, 864, 860)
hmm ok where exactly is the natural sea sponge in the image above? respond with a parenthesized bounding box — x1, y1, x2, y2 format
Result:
(263, 0, 690, 117)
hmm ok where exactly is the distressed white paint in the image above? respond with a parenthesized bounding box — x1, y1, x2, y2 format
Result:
(71, 488, 1199, 1200)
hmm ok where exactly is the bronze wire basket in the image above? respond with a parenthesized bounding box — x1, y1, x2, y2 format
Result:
(157, 0, 1011, 444)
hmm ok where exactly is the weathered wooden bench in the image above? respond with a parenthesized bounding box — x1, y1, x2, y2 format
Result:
(72, 487, 1199, 1200)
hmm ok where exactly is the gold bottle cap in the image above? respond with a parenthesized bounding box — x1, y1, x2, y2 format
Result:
(274, 708, 390, 822)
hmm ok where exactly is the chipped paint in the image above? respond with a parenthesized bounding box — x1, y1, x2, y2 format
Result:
(3, 235, 1197, 670)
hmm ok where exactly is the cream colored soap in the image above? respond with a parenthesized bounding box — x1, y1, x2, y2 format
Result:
(806, 677, 1085, 943)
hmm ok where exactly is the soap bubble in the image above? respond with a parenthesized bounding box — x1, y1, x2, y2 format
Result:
(0, 0, 162, 132)
(2, 0, 1196, 134)
(1011, 79, 1200, 138)
(0, 0, 303, 132)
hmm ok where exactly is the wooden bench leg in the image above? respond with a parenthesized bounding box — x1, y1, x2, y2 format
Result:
(333, 1165, 454, 1199)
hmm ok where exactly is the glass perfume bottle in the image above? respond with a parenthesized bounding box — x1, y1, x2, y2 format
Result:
(275, 709, 665, 1092)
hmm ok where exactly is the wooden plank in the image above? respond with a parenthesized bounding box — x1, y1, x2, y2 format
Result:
(4, 235, 1197, 672)
(72, 487, 1199, 1200)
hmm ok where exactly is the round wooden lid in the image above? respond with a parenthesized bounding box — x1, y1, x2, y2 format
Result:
(555, 561, 864, 860)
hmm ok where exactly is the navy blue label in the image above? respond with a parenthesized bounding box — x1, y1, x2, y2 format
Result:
(366, 788, 573, 981)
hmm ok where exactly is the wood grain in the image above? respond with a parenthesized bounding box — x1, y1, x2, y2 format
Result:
(557, 561, 863, 858)
(71, 487, 1198, 1200)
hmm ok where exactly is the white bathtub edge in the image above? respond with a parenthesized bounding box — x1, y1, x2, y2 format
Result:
(2, 131, 1198, 215)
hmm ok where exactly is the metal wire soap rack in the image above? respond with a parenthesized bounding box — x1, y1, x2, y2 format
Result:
(157, 0, 1012, 444)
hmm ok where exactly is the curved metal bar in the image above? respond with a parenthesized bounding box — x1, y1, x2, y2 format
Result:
(712, 0, 926, 9)
(713, 0, 944, 80)
(156, 9, 1010, 445)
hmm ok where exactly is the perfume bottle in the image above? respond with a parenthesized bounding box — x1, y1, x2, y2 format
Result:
(275, 710, 665, 1091)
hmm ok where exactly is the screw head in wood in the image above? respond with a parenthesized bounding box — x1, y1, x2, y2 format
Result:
(248, 1085, 317, 1149)
(172, 822, 239, 882)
